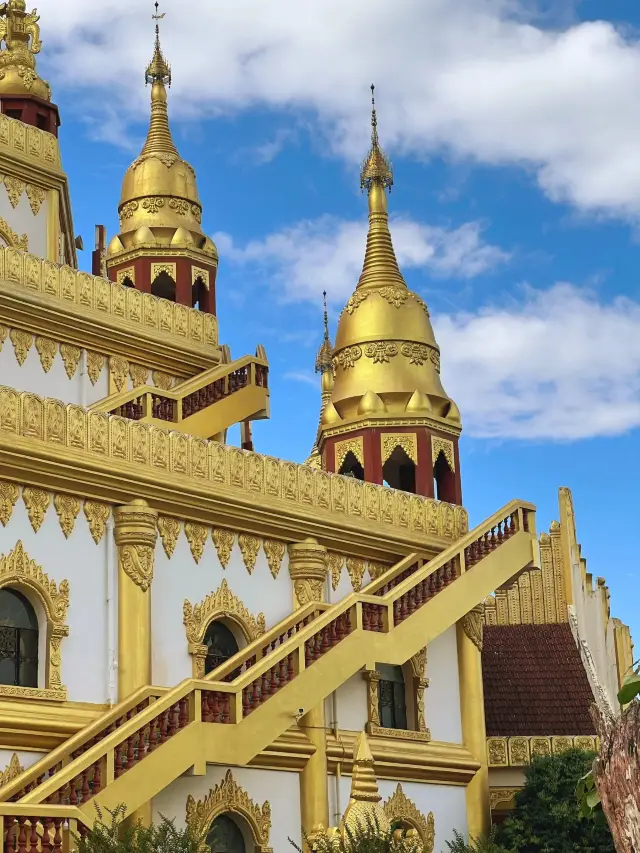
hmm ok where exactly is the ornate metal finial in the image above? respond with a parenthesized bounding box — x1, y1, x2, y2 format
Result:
(0, 0, 50, 100)
(360, 83, 393, 192)
(315, 290, 333, 374)
(322, 290, 329, 343)
(146, 1, 171, 87)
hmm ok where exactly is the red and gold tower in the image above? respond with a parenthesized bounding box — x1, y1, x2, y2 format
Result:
(317, 87, 462, 503)
(104, 7, 217, 312)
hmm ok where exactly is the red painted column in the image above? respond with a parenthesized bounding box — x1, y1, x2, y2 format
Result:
(416, 431, 434, 498)
(363, 428, 383, 485)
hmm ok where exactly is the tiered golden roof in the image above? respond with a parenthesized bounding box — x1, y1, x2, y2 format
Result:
(107, 5, 216, 261)
(0, 1, 50, 101)
(321, 86, 460, 431)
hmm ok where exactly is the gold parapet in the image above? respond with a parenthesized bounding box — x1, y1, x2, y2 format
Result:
(486, 734, 599, 767)
(0, 248, 219, 376)
(0, 386, 469, 561)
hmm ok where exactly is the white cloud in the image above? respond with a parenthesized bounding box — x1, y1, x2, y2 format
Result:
(436, 283, 640, 440)
(214, 216, 507, 302)
(33, 0, 640, 219)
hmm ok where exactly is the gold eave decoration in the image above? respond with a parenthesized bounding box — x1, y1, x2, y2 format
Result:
(0, 540, 69, 700)
(486, 735, 599, 767)
(383, 784, 435, 853)
(186, 770, 273, 853)
(0, 753, 23, 787)
(321, 413, 461, 441)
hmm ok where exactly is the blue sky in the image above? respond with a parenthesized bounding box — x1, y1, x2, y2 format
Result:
(37, 0, 639, 644)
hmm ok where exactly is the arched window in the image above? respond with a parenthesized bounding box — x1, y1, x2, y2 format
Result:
(339, 451, 364, 480)
(151, 271, 176, 302)
(383, 446, 416, 493)
(203, 621, 240, 675)
(0, 588, 38, 688)
(377, 664, 407, 730)
(192, 275, 207, 310)
(433, 452, 455, 503)
(121, 276, 135, 288)
(206, 814, 247, 853)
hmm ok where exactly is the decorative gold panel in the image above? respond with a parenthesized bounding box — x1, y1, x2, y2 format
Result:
(383, 784, 435, 853)
(117, 267, 135, 286)
(487, 735, 599, 767)
(431, 437, 455, 472)
(335, 436, 364, 471)
(192, 267, 210, 290)
(381, 433, 418, 465)
(151, 262, 176, 281)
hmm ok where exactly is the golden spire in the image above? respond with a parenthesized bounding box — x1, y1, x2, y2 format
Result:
(315, 290, 333, 373)
(140, 2, 179, 164)
(340, 733, 390, 837)
(0, 1, 50, 101)
(360, 85, 393, 192)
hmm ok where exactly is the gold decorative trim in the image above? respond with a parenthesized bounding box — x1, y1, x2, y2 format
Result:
(364, 341, 398, 363)
(263, 539, 286, 578)
(461, 604, 484, 651)
(367, 725, 431, 743)
(3, 174, 25, 208)
(212, 528, 235, 569)
(192, 267, 210, 290)
(335, 436, 364, 471)
(87, 351, 105, 386)
(239, 533, 261, 574)
(490, 788, 520, 811)
(53, 493, 81, 539)
(158, 516, 181, 558)
(0, 753, 23, 787)
(116, 267, 135, 286)
(486, 735, 599, 767)
(109, 355, 129, 392)
(383, 784, 435, 853)
(185, 522, 208, 563)
(381, 433, 418, 465)
(329, 552, 345, 590)
(130, 363, 149, 388)
(83, 500, 111, 544)
(333, 345, 362, 370)
(0, 113, 61, 169)
(60, 343, 81, 379)
(0, 481, 19, 526)
(151, 262, 176, 281)
(0, 217, 27, 251)
(432, 437, 455, 472)
(152, 370, 174, 390)
(9, 328, 32, 364)
(0, 540, 69, 698)
(186, 770, 272, 853)
(346, 556, 365, 591)
(184, 579, 266, 677)
(25, 183, 46, 216)
(35, 336, 57, 372)
(321, 414, 461, 442)
(22, 486, 50, 532)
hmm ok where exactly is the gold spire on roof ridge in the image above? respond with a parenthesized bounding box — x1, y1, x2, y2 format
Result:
(0, 0, 51, 101)
(360, 84, 393, 192)
(315, 290, 333, 373)
(349, 732, 382, 803)
(139, 2, 179, 164)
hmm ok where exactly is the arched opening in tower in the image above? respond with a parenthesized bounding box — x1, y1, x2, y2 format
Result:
(433, 451, 455, 503)
(120, 276, 135, 289)
(383, 446, 416, 494)
(339, 450, 364, 481)
(151, 270, 176, 302)
(192, 276, 207, 310)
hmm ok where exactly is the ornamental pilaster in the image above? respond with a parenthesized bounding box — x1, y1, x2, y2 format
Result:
(288, 537, 328, 608)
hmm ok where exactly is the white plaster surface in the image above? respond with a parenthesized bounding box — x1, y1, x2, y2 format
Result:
(0, 340, 109, 405)
(152, 765, 301, 852)
(425, 626, 462, 744)
(333, 674, 369, 733)
(0, 749, 44, 770)
(152, 532, 293, 687)
(489, 766, 526, 787)
(0, 184, 47, 259)
(0, 496, 109, 704)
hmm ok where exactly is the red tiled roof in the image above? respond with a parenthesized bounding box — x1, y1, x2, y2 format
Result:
(482, 623, 596, 737)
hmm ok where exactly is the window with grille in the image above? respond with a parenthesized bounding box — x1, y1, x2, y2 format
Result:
(0, 588, 38, 688)
(203, 621, 239, 675)
(206, 814, 247, 853)
(377, 663, 407, 730)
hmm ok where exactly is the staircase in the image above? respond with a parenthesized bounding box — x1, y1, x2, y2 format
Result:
(0, 499, 536, 846)
(89, 350, 269, 440)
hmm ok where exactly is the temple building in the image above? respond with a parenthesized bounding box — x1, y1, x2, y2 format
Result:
(0, 5, 632, 853)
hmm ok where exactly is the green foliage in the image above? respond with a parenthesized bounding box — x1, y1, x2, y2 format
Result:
(496, 749, 615, 853)
(288, 813, 420, 853)
(74, 803, 203, 853)
(444, 827, 510, 853)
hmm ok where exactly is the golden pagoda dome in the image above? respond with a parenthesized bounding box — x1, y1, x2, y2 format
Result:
(109, 7, 215, 260)
(0, 1, 51, 101)
(325, 86, 459, 427)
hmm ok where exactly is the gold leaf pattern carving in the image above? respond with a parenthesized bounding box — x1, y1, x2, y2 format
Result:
(158, 516, 180, 558)
(53, 493, 81, 538)
(381, 434, 418, 465)
(10, 328, 33, 365)
(382, 784, 435, 853)
(152, 370, 173, 390)
(0, 481, 19, 526)
(0, 753, 23, 786)
(344, 290, 369, 315)
(238, 534, 261, 574)
(0, 218, 27, 250)
(83, 500, 111, 544)
(346, 557, 366, 591)
(263, 539, 286, 578)
(212, 528, 235, 569)
(25, 183, 45, 215)
(35, 336, 57, 372)
(334, 345, 362, 370)
(328, 552, 344, 590)
(22, 487, 50, 532)
(87, 352, 105, 385)
(461, 604, 484, 651)
(109, 355, 129, 392)
(432, 437, 455, 472)
(184, 578, 266, 646)
(364, 341, 398, 363)
(121, 544, 154, 591)
(59, 344, 81, 379)
(130, 363, 148, 388)
(3, 175, 25, 208)
(185, 522, 208, 563)
(335, 437, 364, 471)
(378, 286, 408, 308)
(400, 342, 433, 366)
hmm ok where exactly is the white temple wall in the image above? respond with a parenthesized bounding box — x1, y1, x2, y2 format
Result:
(0, 184, 47, 260)
(328, 776, 467, 850)
(332, 674, 368, 732)
(152, 532, 293, 687)
(0, 341, 109, 405)
(424, 626, 462, 744)
(0, 750, 45, 771)
(0, 496, 109, 704)
(152, 765, 301, 853)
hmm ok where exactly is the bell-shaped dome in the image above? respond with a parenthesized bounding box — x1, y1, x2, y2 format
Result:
(108, 20, 204, 257)
(326, 90, 459, 426)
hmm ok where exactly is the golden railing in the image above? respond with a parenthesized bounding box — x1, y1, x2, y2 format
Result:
(0, 500, 535, 824)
